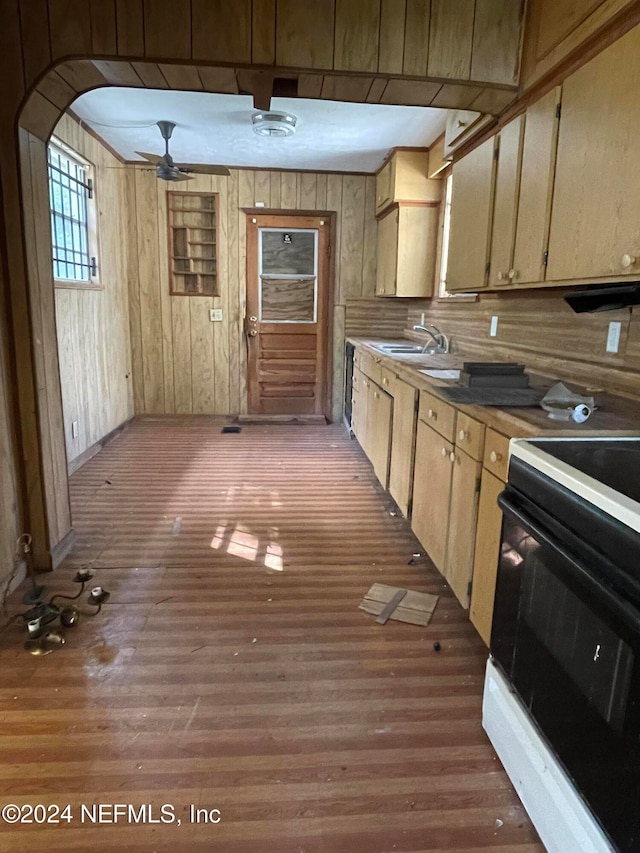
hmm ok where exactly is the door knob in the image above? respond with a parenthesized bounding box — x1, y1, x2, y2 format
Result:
(248, 329, 257, 337)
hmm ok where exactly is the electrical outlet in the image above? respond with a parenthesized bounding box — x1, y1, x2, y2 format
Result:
(71, 420, 79, 439)
(255, 201, 265, 207)
(606, 320, 622, 353)
(210, 308, 223, 322)
(490, 316, 498, 337)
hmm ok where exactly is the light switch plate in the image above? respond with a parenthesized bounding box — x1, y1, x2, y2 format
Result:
(606, 321, 621, 353)
(210, 309, 223, 322)
(490, 316, 498, 337)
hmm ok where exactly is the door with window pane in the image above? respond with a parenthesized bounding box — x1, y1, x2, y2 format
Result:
(245, 214, 330, 417)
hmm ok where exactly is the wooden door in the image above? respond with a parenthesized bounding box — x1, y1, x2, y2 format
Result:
(512, 86, 561, 284)
(246, 214, 331, 416)
(546, 26, 640, 281)
(411, 419, 453, 572)
(446, 136, 497, 291)
(388, 375, 418, 517)
(489, 114, 524, 286)
(445, 448, 481, 609)
(470, 469, 505, 645)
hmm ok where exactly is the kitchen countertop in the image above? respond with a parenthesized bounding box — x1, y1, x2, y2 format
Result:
(348, 336, 640, 438)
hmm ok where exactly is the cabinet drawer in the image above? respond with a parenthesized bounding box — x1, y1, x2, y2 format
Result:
(483, 429, 510, 481)
(380, 366, 394, 392)
(359, 351, 382, 386)
(456, 413, 485, 461)
(418, 389, 456, 442)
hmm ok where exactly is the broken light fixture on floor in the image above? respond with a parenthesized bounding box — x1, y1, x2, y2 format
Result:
(2, 536, 109, 656)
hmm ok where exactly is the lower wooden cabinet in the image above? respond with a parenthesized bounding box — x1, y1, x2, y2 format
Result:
(470, 469, 505, 645)
(387, 375, 418, 517)
(368, 384, 392, 487)
(446, 447, 482, 608)
(411, 419, 453, 572)
(351, 368, 392, 489)
(411, 413, 483, 608)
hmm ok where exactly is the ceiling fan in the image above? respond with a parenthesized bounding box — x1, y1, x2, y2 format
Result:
(136, 121, 230, 181)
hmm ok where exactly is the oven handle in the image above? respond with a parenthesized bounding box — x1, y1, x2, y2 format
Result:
(498, 492, 640, 635)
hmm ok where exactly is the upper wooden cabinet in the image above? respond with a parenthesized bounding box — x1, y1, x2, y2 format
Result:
(511, 86, 561, 284)
(376, 205, 439, 297)
(443, 109, 493, 160)
(546, 25, 640, 281)
(447, 86, 561, 292)
(446, 136, 497, 292)
(489, 115, 525, 286)
(375, 151, 441, 216)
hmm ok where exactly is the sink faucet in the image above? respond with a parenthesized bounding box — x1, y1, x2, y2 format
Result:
(412, 324, 450, 354)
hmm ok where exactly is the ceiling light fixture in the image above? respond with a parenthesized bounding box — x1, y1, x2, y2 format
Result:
(252, 111, 297, 137)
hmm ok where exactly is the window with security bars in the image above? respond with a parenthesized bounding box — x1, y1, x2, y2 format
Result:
(48, 141, 99, 286)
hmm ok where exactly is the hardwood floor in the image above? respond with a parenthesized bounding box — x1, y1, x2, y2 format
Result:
(1, 417, 542, 852)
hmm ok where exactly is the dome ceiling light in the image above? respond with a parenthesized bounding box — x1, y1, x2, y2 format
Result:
(252, 111, 297, 137)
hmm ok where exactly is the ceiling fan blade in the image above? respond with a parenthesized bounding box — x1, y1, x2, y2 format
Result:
(135, 151, 166, 165)
(177, 163, 231, 177)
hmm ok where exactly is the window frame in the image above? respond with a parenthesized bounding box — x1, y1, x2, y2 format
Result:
(435, 169, 477, 303)
(48, 137, 101, 291)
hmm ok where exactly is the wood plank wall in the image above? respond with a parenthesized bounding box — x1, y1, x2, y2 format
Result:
(53, 115, 134, 466)
(407, 293, 640, 400)
(0, 271, 23, 590)
(18, 128, 71, 557)
(128, 168, 377, 422)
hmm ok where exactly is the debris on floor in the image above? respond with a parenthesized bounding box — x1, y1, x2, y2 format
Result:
(359, 583, 439, 627)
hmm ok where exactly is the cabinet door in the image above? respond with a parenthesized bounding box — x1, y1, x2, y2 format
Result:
(395, 206, 438, 297)
(376, 160, 393, 214)
(470, 469, 505, 646)
(354, 373, 371, 452)
(370, 385, 392, 487)
(489, 115, 524, 286)
(446, 136, 497, 291)
(388, 375, 417, 517)
(376, 208, 399, 296)
(445, 448, 481, 608)
(411, 419, 453, 572)
(547, 26, 640, 281)
(511, 86, 561, 284)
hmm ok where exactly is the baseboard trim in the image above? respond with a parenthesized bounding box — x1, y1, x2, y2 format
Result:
(50, 527, 76, 569)
(68, 416, 134, 475)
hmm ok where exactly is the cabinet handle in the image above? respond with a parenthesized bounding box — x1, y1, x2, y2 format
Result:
(490, 450, 502, 463)
(382, 377, 388, 386)
(458, 430, 468, 441)
(456, 119, 468, 128)
(496, 272, 506, 282)
(441, 448, 448, 457)
(622, 253, 637, 269)
(449, 451, 456, 463)
(428, 409, 436, 419)
(508, 269, 519, 280)
(374, 392, 379, 399)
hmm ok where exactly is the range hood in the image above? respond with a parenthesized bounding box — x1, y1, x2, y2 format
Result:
(564, 282, 640, 313)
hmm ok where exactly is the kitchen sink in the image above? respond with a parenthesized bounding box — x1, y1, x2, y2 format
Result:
(374, 343, 424, 353)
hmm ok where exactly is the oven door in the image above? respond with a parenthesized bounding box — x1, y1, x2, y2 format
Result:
(491, 487, 640, 852)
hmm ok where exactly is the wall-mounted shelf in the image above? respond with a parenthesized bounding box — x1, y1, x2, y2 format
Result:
(168, 191, 219, 296)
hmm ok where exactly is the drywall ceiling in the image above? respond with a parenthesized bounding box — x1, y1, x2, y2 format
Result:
(70, 88, 448, 173)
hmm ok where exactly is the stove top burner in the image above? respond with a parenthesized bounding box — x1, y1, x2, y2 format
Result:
(529, 438, 640, 503)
